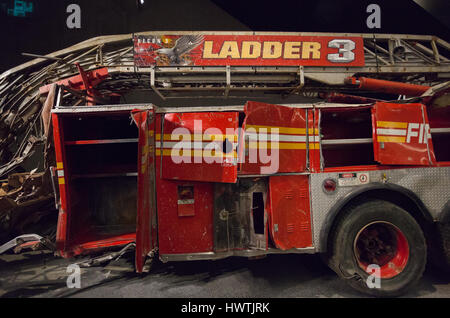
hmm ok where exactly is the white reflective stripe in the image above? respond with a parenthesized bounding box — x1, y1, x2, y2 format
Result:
(376, 128, 407, 136)
(246, 132, 317, 142)
(155, 141, 238, 149)
(57, 170, 64, 177)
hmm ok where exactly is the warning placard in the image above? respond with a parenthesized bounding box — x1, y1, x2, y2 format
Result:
(338, 172, 370, 187)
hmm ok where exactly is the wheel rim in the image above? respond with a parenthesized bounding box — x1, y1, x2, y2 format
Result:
(353, 221, 409, 279)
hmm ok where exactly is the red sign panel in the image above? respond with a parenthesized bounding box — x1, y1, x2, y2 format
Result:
(372, 102, 436, 166)
(134, 34, 365, 67)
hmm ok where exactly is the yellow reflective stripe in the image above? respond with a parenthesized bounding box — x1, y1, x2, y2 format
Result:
(377, 121, 408, 129)
(156, 149, 237, 158)
(155, 134, 237, 141)
(245, 125, 318, 135)
(56, 162, 63, 169)
(377, 136, 406, 143)
(248, 142, 320, 150)
(248, 142, 306, 149)
(58, 177, 65, 185)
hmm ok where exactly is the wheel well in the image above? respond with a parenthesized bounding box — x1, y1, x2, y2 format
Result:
(324, 188, 434, 253)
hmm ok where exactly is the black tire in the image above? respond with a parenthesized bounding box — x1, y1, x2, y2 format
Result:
(429, 222, 450, 273)
(328, 200, 427, 297)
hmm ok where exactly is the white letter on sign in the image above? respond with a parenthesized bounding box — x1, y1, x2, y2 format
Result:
(327, 39, 355, 63)
(366, 4, 381, 29)
(407, 123, 419, 143)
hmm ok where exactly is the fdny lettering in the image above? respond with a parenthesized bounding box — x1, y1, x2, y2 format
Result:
(203, 40, 322, 60)
(377, 121, 432, 143)
(407, 123, 431, 143)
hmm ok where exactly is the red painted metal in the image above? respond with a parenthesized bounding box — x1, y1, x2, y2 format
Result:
(155, 114, 215, 254)
(346, 77, 430, 97)
(308, 108, 321, 172)
(268, 175, 312, 250)
(51, 113, 70, 255)
(160, 112, 239, 183)
(320, 92, 381, 104)
(64, 139, 137, 145)
(240, 101, 309, 174)
(372, 102, 436, 165)
(132, 109, 156, 273)
(39, 67, 109, 95)
(134, 34, 365, 67)
(156, 181, 214, 254)
(71, 234, 136, 256)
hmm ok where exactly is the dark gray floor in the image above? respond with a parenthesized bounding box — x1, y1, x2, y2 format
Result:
(0, 250, 449, 298)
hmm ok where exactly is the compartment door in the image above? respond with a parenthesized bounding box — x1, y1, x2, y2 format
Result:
(159, 112, 239, 183)
(240, 101, 310, 174)
(372, 102, 436, 165)
(268, 175, 312, 250)
(51, 113, 70, 255)
(132, 109, 157, 273)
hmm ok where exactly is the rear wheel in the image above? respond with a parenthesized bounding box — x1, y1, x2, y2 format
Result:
(328, 200, 427, 297)
(430, 222, 450, 273)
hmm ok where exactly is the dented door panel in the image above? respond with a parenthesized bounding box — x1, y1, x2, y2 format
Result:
(240, 101, 310, 174)
(159, 112, 239, 183)
(372, 102, 436, 165)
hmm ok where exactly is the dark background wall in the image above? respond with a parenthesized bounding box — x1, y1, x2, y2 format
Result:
(0, 0, 449, 73)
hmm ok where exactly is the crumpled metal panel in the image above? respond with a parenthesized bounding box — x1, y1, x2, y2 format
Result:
(310, 167, 450, 250)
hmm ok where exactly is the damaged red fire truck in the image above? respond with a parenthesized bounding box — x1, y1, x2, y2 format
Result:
(0, 31, 449, 296)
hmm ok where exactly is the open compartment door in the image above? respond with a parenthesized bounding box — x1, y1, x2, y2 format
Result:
(51, 105, 153, 258)
(240, 101, 311, 174)
(372, 102, 436, 165)
(159, 112, 239, 183)
(131, 109, 156, 273)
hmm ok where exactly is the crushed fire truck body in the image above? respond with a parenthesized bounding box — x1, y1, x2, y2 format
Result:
(1, 31, 450, 296)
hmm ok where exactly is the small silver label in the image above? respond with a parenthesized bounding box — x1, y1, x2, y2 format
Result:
(177, 199, 194, 205)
